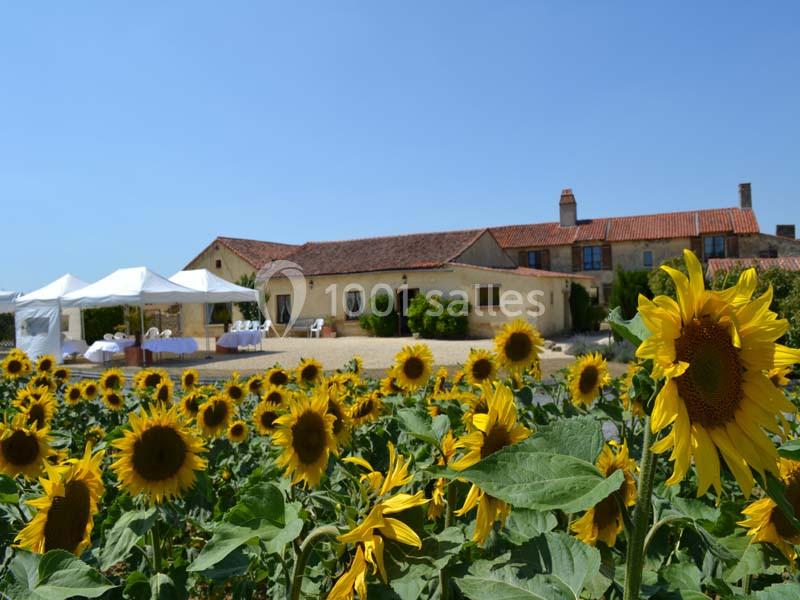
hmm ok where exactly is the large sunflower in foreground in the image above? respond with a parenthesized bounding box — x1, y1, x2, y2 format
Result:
(99, 368, 125, 391)
(739, 457, 800, 562)
(572, 441, 637, 547)
(568, 352, 611, 407)
(391, 344, 434, 391)
(296, 358, 324, 387)
(493, 318, 544, 372)
(464, 349, 497, 387)
(273, 390, 337, 487)
(15, 445, 105, 555)
(0, 414, 53, 479)
(452, 383, 530, 544)
(329, 444, 427, 600)
(111, 404, 206, 503)
(637, 249, 800, 497)
(2, 350, 32, 380)
(196, 395, 235, 438)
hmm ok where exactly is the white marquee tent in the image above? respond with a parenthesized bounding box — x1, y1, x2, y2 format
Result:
(169, 269, 266, 353)
(0, 290, 19, 314)
(14, 274, 89, 361)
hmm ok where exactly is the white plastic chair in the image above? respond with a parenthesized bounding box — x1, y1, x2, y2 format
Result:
(144, 327, 160, 339)
(243, 320, 252, 331)
(232, 320, 243, 332)
(309, 318, 324, 338)
(160, 329, 173, 339)
(113, 332, 127, 340)
(103, 333, 114, 341)
(260, 320, 273, 337)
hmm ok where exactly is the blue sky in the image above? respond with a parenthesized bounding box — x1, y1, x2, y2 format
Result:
(2, 2, 798, 291)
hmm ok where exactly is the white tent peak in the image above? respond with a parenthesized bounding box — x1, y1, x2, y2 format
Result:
(16, 274, 90, 304)
(0, 290, 19, 314)
(169, 269, 258, 300)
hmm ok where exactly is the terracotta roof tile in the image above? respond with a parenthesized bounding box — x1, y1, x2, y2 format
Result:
(186, 237, 298, 269)
(706, 256, 800, 277)
(448, 261, 593, 280)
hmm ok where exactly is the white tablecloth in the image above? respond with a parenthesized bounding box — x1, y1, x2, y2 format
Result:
(217, 330, 261, 349)
(62, 339, 89, 358)
(142, 337, 198, 355)
(84, 339, 137, 363)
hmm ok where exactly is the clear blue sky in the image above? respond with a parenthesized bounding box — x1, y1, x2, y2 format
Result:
(2, 2, 799, 291)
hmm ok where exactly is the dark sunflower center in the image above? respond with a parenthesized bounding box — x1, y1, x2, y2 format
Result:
(270, 371, 289, 386)
(39, 359, 53, 372)
(54, 369, 68, 380)
(402, 357, 424, 380)
(327, 400, 344, 434)
(505, 332, 532, 362)
(132, 425, 187, 481)
(156, 385, 170, 402)
(184, 374, 195, 387)
(301, 365, 319, 382)
(34, 377, 50, 388)
(68, 389, 82, 402)
(1, 430, 40, 466)
(144, 373, 162, 387)
(107, 393, 122, 406)
(230, 424, 245, 437)
(481, 424, 511, 458)
(772, 473, 800, 539)
(675, 318, 743, 428)
(84, 384, 97, 396)
(471, 358, 492, 381)
(249, 382, 262, 394)
(474, 398, 488, 415)
(593, 494, 620, 531)
(184, 396, 199, 414)
(228, 386, 243, 400)
(105, 375, 120, 388)
(291, 411, 327, 465)
(578, 366, 599, 395)
(27, 404, 46, 429)
(203, 401, 229, 427)
(260, 410, 278, 430)
(352, 399, 374, 419)
(7, 359, 22, 374)
(265, 391, 283, 405)
(43, 480, 91, 553)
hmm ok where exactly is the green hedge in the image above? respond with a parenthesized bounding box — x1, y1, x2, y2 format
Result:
(609, 268, 652, 320)
(407, 294, 468, 339)
(358, 293, 398, 337)
(569, 283, 606, 332)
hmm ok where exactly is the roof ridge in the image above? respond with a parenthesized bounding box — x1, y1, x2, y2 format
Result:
(301, 226, 486, 246)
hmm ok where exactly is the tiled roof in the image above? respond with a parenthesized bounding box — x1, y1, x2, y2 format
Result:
(706, 256, 800, 277)
(448, 262, 593, 280)
(275, 229, 489, 276)
(491, 207, 760, 248)
(186, 236, 298, 269)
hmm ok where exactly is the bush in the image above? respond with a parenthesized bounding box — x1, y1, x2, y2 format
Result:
(435, 298, 469, 339)
(0, 314, 13, 342)
(407, 294, 469, 339)
(83, 307, 125, 344)
(609, 269, 652, 320)
(569, 283, 606, 332)
(358, 293, 398, 337)
(235, 272, 262, 321)
(647, 255, 688, 299)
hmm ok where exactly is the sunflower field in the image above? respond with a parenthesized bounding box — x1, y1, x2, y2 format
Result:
(2, 249, 800, 599)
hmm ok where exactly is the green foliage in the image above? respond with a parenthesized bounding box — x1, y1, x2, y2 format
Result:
(209, 303, 232, 325)
(647, 254, 688, 298)
(358, 293, 398, 337)
(83, 306, 124, 343)
(569, 283, 606, 332)
(407, 294, 468, 338)
(5, 550, 116, 599)
(234, 272, 262, 321)
(609, 268, 651, 320)
(0, 314, 13, 341)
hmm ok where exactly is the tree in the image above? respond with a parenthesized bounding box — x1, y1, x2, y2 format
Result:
(235, 272, 262, 321)
(609, 268, 652, 320)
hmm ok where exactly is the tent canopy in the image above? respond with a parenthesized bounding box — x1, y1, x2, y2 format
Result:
(61, 267, 210, 308)
(15, 274, 89, 306)
(169, 269, 259, 303)
(0, 290, 18, 314)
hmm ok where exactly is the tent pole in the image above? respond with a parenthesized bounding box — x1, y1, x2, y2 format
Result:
(140, 304, 146, 367)
(204, 303, 211, 359)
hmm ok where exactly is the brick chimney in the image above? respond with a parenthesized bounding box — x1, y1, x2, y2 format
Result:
(776, 224, 796, 239)
(559, 188, 577, 227)
(739, 182, 752, 210)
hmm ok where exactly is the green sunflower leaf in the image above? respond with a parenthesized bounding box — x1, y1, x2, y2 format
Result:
(607, 306, 651, 347)
(777, 438, 800, 460)
(98, 507, 158, 571)
(7, 550, 116, 600)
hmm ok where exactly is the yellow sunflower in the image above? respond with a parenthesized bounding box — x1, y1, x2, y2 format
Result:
(265, 366, 291, 387)
(21, 393, 57, 430)
(431, 367, 449, 399)
(620, 363, 645, 416)
(246, 374, 265, 397)
(86, 426, 106, 446)
(134, 368, 169, 392)
(0, 414, 53, 479)
(327, 392, 352, 447)
(428, 431, 458, 520)
(493, 318, 544, 373)
(81, 380, 99, 402)
(15, 445, 105, 555)
(461, 387, 490, 430)
(571, 441, 638, 547)
(769, 366, 792, 388)
(30, 373, 55, 392)
(349, 392, 383, 426)
(14, 384, 50, 408)
(637, 249, 800, 497)
(181, 368, 199, 391)
(99, 368, 125, 391)
(35, 354, 56, 374)
(452, 383, 531, 544)
(379, 375, 403, 396)
(296, 358, 324, 387)
(64, 383, 84, 405)
(351, 355, 364, 375)
(111, 404, 207, 503)
(227, 420, 249, 443)
(739, 457, 800, 562)
(180, 391, 203, 421)
(2, 350, 32, 380)
(253, 400, 283, 435)
(568, 353, 611, 407)
(196, 395, 235, 438)
(464, 349, 498, 387)
(262, 384, 288, 407)
(153, 378, 174, 404)
(273, 390, 337, 488)
(103, 389, 126, 411)
(52, 365, 71, 385)
(223, 374, 246, 404)
(391, 344, 434, 391)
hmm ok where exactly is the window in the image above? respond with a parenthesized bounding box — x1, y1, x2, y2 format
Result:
(345, 290, 363, 320)
(703, 236, 725, 260)
(582, 246, 602, 271)
(527, 250, 544, 269)
(215, 259, 222, 269)
(276, 294, 291, 324)
(643, 250, 654, 268)
(477, 285, 500, 307)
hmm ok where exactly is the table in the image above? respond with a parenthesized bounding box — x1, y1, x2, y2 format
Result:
(84, 338, 137, 363)
(142, 337, 198, 355)
(217, 330, 261, 349)
(62, 339, 88, 359)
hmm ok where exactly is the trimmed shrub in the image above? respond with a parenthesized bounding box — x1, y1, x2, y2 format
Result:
(358, 293, 398, 337)
(84, 306, 125, 344)
(235, 272, 262, 321)
(609, 268, 652, 320)
(569, 283, 606, 332)
(408, 294, 469, 339)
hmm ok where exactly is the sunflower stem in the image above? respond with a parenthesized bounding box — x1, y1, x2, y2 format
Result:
(623, 414, 657, 600)
(438, 482, 457, 600)
(151, 521, 163, 574)
(289, 525, 339, 600)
